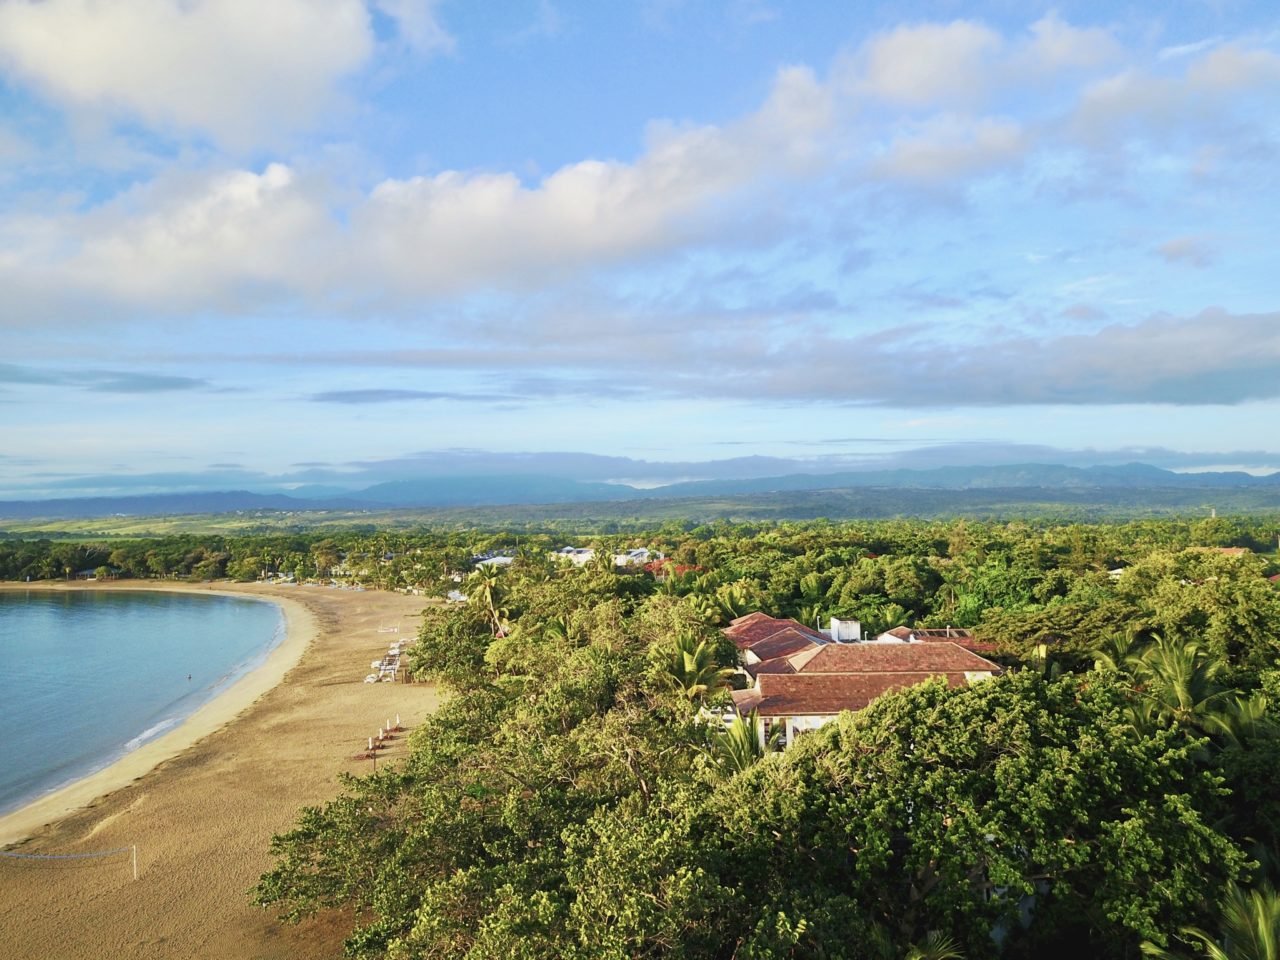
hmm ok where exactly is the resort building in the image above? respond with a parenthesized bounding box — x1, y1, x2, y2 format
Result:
(613, 547, 660, 567)
(725, 613, 1001, 749)
(874, 625, 996, 654)
(554, 546, 596, 565)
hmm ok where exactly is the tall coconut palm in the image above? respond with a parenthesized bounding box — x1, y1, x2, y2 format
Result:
(936, 579, 960, 622)
(662, 632, 735, 704)
(1143, 882, 1280, 960)
(1130, 635, 1241, 737)
(469, 566, 506, 637)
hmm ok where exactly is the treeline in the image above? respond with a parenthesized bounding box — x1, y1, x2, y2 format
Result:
(255, 518, 1280, 958)
(4, 516, 1280, 665)
(0, 532, 478, 586)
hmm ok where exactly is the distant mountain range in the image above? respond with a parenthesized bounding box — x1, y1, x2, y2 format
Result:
(2, 463, 1278, 521)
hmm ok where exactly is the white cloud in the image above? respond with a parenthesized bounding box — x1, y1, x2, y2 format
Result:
(348, 64, 831, 295)
(1186, 43, 1280, 91)
(0, 13, 1274, 327)
(0, 0, 385, 147)
(872, 114, 1025, 183)
(1067, 41, 1280, 149)
(0, 163, 335, 317)
(1024, 12, 1120, 72)
(683, 309, 1280, 407)
(1158, 36, 1223, 61)
(853, 20, 1003, 107)
(843, 14, 1122, 112)
(1067, 68, 1196, 150)
(373, 0, 455, 55)
(0, 63, 834, 314)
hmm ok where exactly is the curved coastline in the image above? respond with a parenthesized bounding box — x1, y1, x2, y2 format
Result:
(0, 581, 312, 847)
(0, 579, 439, 960)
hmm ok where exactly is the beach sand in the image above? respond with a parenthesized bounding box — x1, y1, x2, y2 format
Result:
(0, 581, 442, 960)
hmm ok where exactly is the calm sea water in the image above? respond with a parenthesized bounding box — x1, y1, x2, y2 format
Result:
(0, 590, 284, 815)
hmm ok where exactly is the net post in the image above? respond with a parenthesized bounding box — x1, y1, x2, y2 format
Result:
(132, 844, 138, 881)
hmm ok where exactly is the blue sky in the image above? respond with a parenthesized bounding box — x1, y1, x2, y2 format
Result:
(2, 0, 1279, 498)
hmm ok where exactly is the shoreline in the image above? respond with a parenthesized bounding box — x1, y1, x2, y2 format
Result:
(0, 579, 440, 960)
(0, 581, 313, 847)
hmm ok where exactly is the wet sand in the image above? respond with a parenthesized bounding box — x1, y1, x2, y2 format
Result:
(0, 581, 441, 959)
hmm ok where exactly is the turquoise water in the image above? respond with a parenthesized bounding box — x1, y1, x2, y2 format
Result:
(0, 590, 284, 816)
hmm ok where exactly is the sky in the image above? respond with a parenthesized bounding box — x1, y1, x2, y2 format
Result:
(1, 0, 1279, 499)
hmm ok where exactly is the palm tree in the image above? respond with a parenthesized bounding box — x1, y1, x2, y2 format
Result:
(656, 570, 686, 596)
(709, 711, 777, 773)
(1142, 882, 1280, 960)
(869, 924, 965, 960)
(662, 632, 735, 704)
(685, 593, 726, 627)
(936, 579, 960, 621)
(1226, 692, 1271, 744)
(1130, 636, 1241, 737)
(540, 616, 586, 646)
(1093, 628, 1147, 674)
(469, 566, 506, 637)
(797, 601, 823, 631)
(714, 582, 754, 623)
(906, 933, 966, 960)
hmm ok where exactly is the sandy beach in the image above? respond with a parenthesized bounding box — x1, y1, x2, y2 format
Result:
(0, 580, 442, 960)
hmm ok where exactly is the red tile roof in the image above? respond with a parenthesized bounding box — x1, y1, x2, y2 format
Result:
(915, 635, 998, 654)
(731, 687, 764, 714)
(747, 627, 823, 663)
(744, 657, 797, 677)
(790, 642, 1000, 675)
(743, 672, 970, 717)
(878, 625, 997, 654)
(732, 641, 1000, 720)
(724, 615, 825, 651)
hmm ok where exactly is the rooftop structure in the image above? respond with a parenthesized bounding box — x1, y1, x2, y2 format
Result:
(874, 624, 996, 654)
(554, 546, 596, 565)
(724, 611, 1000, 749)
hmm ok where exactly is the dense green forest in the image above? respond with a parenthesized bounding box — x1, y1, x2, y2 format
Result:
(222, 517, 1280, 958)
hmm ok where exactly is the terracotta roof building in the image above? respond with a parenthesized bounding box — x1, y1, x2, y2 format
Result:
(725, 615, 1001, 750)
(725, 614, 826, 652)
(784, 642, 1000, 675)
(732, 671, 973, 719)
(873, 624, 996, 654)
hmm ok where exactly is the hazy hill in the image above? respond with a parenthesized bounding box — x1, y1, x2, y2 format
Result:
(1, 463, 1278, 523)
(353, 475, 631, 507)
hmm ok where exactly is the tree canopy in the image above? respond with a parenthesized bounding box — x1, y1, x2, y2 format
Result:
(247, 516, 1280, 958)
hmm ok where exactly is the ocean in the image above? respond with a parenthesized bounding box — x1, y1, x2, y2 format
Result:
(0, 589, 285, 816)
